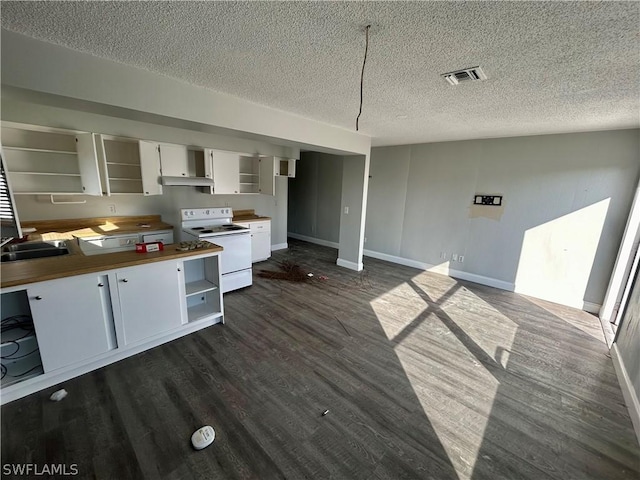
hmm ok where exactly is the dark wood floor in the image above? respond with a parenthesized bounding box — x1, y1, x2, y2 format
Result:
(2, 239, 639, 479)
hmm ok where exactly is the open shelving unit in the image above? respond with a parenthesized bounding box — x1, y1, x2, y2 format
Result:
(239, 155, 260, 194)
(1, 124, 101, 196)
(98, 135, 144, 195)
(183, 256, 223, 324)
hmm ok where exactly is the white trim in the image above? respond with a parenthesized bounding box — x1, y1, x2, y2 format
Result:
(288, 232, 339, 249)
(583, 301, 602, 315)
(363, 249, 515, 291)
(611, 343, 640, 445)
(599, 315, 616, 349)
(271, 243, 288, 251)
(336, 258, 363, 271)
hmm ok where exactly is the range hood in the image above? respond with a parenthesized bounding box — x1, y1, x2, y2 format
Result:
(161, 176, 214, 187)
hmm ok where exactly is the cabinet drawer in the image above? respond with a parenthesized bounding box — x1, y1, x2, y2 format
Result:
(78, 234, 140, 255)
(142, 231, 174, 244)
(249, 221, 270, 234)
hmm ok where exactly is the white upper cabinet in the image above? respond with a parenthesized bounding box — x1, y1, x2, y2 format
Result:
(205, 149, 276, 196)
(138, 140, 163, 196)
(75, 133, 103, 195)
(272, 156, 297, 178)
(258, 156, 275, 195)
(158, 143, 189, 177)
(1, 123, 103, 196)
(210, 149, 241, 194)
(97, 135, 144, 195)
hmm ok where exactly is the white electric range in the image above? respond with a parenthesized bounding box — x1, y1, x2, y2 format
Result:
(180, 208, 252, 293)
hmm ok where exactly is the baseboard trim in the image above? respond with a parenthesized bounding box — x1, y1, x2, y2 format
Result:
(271, 243, 288, 251)
(288, 233, 339, 249)
(363, 249, 515, 291)
(336, 258, 363, 271)
(611, 343, 640, 446)
(582, 301, 602, 314)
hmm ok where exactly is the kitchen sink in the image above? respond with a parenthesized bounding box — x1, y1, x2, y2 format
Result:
(3, 240, 67, 252)
(1, 241, 70, 262)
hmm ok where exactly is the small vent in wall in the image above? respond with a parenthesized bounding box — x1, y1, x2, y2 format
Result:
(442, 66, 487, 85)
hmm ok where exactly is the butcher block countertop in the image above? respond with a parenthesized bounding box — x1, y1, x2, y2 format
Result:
(232, 209, 271, 223)
(1, 215, 221, 289)
(21, 215, 174, 241)
(1, 242, 223, 289)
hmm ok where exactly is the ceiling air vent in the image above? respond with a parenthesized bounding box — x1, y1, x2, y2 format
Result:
(442, 66, 487, 85)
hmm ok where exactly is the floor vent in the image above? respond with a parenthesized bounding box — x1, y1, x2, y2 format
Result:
(442, 66, 487, 85)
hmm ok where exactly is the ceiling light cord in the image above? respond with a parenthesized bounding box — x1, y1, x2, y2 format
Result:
(356, 25, 371, 132)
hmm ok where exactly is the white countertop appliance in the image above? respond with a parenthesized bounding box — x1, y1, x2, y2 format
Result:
(75, 230, 174, 256)
(180, 208, 252, 293)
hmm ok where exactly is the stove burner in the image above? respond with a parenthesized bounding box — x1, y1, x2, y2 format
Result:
(191, 227, 205, 230)
(200, 229, 214, 234)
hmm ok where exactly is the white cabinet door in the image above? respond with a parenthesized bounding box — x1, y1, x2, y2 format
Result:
(211, 150, 240, 194)
(116, 261, 183, 345)
(235, 221, 271, 263)
(273, 157, 297, 178)
(159, 143, 189, 177)
(252, 232, 271, 262)
(138, 140, 163, 196)
(76, 133, 103, 195)
(28, 273, 116, 372)
(259, 156, 275, 195)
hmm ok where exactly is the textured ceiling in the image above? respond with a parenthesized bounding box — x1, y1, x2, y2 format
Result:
(2, 1, 639, 146)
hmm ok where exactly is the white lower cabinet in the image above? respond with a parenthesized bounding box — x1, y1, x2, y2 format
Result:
(28, 273, 117, 372)
(114, 261, 184, 345)
(236, 220, 271, 263)
(0, 251, 223, 404)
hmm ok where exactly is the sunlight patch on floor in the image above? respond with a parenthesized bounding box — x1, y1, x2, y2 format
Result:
(371, 281, 519, 479)
(395, 343, 500, 480)
(370, 282, 427, 339)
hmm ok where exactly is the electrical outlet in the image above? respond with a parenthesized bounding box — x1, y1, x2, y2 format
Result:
(364, 237, 367, 243)
(458, 255, 464, 263)
(108, 204, 116, 214)
(440, 252, 447, 260)
(452, 254, 458, 262)
(344, 206, 349, 214)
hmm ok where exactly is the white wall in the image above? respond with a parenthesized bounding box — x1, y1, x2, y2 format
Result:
(365, 130, 640, 310)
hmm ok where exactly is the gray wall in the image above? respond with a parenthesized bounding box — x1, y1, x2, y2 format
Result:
(288, 152, 343, 244)
(338, 155, 368, 268)
(365, 130, 640, 308)
(616, 267, 640, 410)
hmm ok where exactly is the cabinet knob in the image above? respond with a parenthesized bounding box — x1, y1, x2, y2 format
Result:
(98, 283, 104, 287)
(177, 268, 181, 272)
(121, 279, 128, 283)
(35, 296, 42, 300)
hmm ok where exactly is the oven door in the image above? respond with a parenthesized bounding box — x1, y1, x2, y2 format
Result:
(204, 232, 251, 274)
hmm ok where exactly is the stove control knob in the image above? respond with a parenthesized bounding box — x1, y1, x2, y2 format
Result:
(189, 210, 194, 216)
(206, 210, 210, 215)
